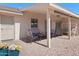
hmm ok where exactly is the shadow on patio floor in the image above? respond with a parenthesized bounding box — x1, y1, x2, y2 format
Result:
(34, 41, 47, 47)
(20, 36, 47, 47)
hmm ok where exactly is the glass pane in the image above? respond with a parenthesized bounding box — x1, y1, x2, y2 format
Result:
(31, 18, 38, 28)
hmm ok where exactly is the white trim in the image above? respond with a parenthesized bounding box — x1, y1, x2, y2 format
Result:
(50, 3, 79, 18)
(0, 15, 1, 41)
(68, 17, 71, 40)
(47, 8, 51, 48)
(15, 23, 20, 40)
(0, 10, 23, 16)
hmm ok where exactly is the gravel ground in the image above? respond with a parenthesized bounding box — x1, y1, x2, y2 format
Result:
(3, 36, 79, 56)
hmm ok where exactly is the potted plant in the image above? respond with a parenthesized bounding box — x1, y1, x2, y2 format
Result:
(0, 43, 8, 56)
(8, 44, 21, 56)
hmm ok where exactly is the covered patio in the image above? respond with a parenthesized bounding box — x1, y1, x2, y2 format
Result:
(21, 3, 79, 48)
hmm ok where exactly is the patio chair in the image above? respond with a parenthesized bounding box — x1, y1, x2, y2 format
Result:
(28, 28, 45, 42)
(51, 29, 55, 37)
(35, 28, 46, 39)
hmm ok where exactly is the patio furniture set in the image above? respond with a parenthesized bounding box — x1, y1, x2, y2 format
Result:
(28, 28, 59, 43)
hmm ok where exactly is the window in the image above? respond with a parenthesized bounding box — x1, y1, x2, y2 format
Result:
(31, 18, 38, 28)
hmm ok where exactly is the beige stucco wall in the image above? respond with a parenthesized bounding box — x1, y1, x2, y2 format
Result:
(71, 19, 79, 35)
(77, 20, 79, 35)
(51, 15, 56, 33)
(14, 11, 46, 39)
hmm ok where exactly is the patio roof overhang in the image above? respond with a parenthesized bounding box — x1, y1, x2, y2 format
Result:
(20, 3, 79, 19)
(49, 4, 79, 19)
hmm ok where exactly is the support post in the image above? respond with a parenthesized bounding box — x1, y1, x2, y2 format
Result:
(68, 17, 71, 40)
(0, 16, 1, 41)
(74, 23, 77, 38)
(47, 8, 51, 48)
